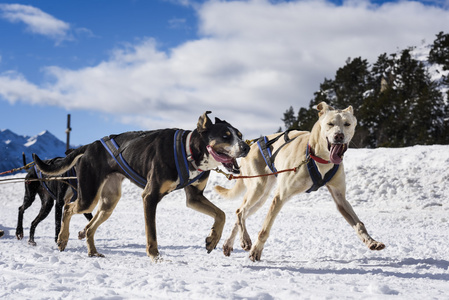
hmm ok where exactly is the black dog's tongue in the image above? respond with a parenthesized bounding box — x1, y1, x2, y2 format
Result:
(329, 144, 347, 164)
(207, 145, 241, 174)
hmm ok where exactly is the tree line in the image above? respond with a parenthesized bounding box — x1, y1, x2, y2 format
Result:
(282, 31, 449, 148)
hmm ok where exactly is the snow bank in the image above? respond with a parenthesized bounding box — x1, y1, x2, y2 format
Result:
(0, 145, 448, 299)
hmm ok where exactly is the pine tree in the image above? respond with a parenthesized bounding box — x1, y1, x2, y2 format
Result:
(429, 31, 449, 70)
(279, 37, 449, 148)
(281, 106, 296, 130)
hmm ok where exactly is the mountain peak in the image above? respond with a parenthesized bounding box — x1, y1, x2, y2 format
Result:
(0, 129, 66, 174)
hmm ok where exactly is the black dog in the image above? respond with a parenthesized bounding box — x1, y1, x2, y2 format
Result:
(33, 112, 250, 261)
(16, 158, 92, 246)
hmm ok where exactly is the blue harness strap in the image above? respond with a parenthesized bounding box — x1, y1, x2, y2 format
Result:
(257, 136, 278, 175)
(173, 130, 205, 189)
(256, 130, 297, 177)
(101, 130, 205, 190)
(34, 165, 78, 202)
(34, 165, 57, 200)
(100, 137, 147, 188)
(305, 145, 339, 193)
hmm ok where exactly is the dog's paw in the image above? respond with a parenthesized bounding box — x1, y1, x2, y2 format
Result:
(16, 230, 24, 240)
(88, 252, 105, 258)
(78, 230, 86, 240)
(223, 245, 233, 256)
(249, 245, 264, 262)
(369, 241, 385, 251)
(205, 236, 218, 253)
(249, 250, 262, 262)
(240, 239, 252, 251)
(28, 240, 37, 246)
(57, 240, 68, 252)
(147, 247, 161, 262)
(151, 255, 167, 263)
(205, 231, 221, 253)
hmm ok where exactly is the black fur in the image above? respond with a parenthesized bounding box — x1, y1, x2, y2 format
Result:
(33, 112, 249, 260)
(16, 158, 92, 246)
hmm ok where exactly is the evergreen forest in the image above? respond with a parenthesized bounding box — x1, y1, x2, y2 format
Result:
(281, 31, 449, 148)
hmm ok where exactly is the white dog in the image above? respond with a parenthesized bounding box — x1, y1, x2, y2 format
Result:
(215, 102, 385, 261)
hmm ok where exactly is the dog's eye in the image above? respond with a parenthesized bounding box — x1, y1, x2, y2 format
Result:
(327, 122, 334, 127)
(237, 131, 242, 138)
(344, 123, 351, 127)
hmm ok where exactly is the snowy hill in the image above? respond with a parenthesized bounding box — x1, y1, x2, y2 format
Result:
(0, 129, 67, 174)
(0, 145, 448, 299)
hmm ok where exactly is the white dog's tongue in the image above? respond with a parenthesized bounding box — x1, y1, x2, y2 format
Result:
(329, 144, 346, 164)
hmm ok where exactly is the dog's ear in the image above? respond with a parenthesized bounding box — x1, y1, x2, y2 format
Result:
(197, 111, 213, 133)
(215, 117, 227, 124)
(316, 102, 335, 117)
(343, 105, 354, 114)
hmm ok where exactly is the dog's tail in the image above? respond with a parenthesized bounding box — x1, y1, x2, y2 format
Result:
(214, 179, 246, 199)
(33, 145, 88, 176)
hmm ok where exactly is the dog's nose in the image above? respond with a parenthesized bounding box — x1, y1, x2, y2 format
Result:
(240, 142, 250, 157)
(334, 132, 344, 143)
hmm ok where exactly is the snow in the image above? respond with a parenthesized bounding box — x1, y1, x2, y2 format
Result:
(0, 145, 448, 299)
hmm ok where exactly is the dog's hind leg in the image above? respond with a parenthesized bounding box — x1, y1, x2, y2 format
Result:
(223, 197, 267, 256)
(223, 178, 273, 256)
(55, 196, 64, 243)
(83, 176, 123, 257)
(28, 193, 54, 246)
(16, 181, 40, 240)
(76, 213, 94, 240)
(57, 185, 102, 252)
(223, 222, 239, 256)
(57, 202, 77, 251)
(249, 193, 286, 262)
(78, 212, 99, 240)
(327, 185, 385, 251)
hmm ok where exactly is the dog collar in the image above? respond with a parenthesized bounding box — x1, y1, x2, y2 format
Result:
(186, 131, 204, 172)
(307, 144, 331, 164)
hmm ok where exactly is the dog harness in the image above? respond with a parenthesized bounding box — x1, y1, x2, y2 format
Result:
(256, 130, 339, 193)
(305, 144, 339, 193)
(256, 129, 296, 175)
(100, 130, 205, 190)
(34, 165, 78, 202)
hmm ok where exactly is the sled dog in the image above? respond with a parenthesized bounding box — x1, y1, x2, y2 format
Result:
(215, 102, 385, 261)
(34, 112, 250, 261)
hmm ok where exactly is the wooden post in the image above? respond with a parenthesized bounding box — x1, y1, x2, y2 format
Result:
(66, 114, 71, 151)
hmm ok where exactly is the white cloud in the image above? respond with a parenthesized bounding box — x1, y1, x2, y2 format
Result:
(0, 0, 448, 137)
(0, 4, 71, 43)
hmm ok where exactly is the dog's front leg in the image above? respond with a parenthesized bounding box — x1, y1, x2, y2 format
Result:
(185, 185, 226, 254)
(327, 185, 385, 251)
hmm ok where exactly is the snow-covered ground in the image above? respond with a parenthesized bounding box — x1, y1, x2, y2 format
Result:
(0, 145, 448, 299)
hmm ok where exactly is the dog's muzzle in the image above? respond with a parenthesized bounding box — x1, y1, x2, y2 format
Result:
(327, 134, 348, 164)
(207, 143, 249, 174)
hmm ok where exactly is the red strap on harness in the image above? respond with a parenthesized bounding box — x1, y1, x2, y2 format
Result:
(308, 145, 330, 164)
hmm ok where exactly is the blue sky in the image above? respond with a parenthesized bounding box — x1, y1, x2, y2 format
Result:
(1, 0, 448, 146)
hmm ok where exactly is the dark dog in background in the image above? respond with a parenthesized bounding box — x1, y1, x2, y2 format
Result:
(33, 111, 250, 261)
(16, 157, 92, 246)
